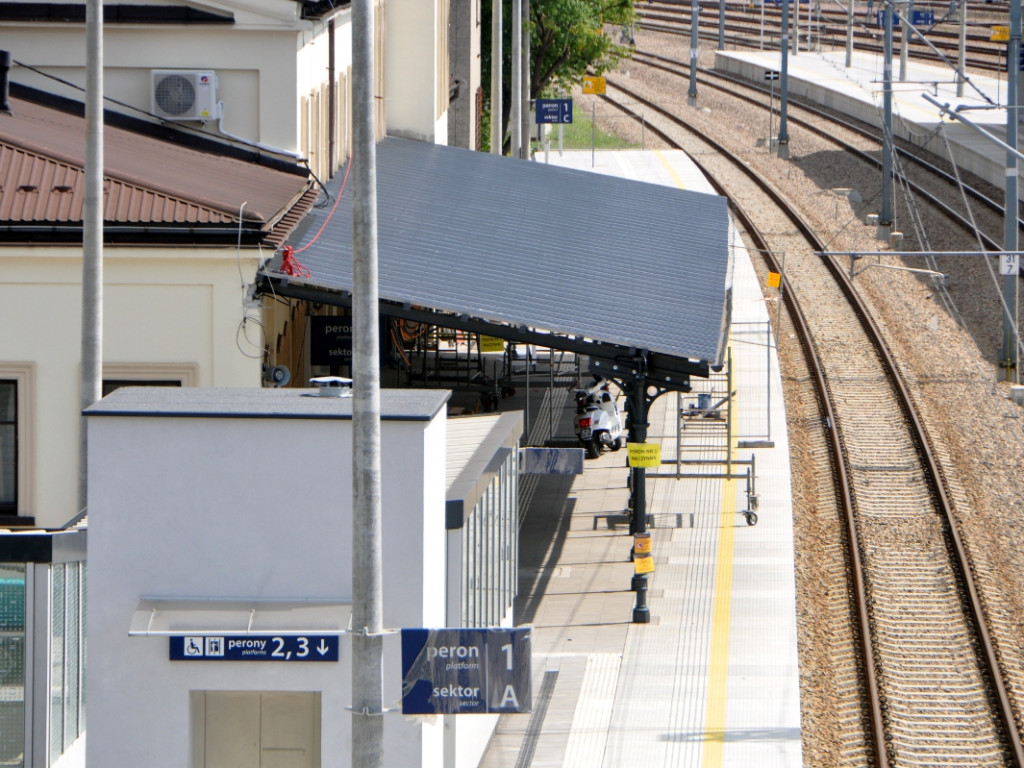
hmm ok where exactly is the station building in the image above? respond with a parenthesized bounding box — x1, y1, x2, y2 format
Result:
(84, 385, 521, 768)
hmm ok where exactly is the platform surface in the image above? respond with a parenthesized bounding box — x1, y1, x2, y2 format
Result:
(478, 149, 802, 768)
(715, 43, 1018, 195)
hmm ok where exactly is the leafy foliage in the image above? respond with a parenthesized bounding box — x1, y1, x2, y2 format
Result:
(481, 0, 635, 153)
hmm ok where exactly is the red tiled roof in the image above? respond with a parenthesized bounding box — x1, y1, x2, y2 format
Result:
(0, 96, 314, 241)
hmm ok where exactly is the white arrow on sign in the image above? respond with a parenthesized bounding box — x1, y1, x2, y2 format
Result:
(317, 639, 330, 656)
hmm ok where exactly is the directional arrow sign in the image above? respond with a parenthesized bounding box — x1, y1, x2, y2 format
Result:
(170, 634, 339, 662)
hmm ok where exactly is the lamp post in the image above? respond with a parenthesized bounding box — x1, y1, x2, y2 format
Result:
(778, 0, 791, 158)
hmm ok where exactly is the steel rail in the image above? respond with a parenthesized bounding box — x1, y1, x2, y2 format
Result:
(597, 83, 1024, 765)
(625, 48, 1014, 248)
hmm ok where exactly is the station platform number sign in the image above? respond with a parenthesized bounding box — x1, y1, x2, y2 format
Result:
(536, 98, 573, 124)
(401, 627, 531, 715)
(170, 635, 339, 662)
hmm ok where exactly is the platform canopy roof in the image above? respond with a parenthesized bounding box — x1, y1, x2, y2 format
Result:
(256, 137, 733, 385)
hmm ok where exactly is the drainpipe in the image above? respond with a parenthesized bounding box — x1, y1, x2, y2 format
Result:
(329, 19, 336, 174)
(0, 51, 11, 114)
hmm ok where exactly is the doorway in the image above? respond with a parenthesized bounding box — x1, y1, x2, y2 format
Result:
(192, 691, 321, 767)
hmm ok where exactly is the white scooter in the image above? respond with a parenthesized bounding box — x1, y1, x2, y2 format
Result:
(573, 378, 624, 459)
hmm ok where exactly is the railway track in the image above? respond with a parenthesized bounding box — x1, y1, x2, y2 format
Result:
(594, 78, 1024, 765)
(636, 0, 1011, 72)
(625, 47, 1017, 250)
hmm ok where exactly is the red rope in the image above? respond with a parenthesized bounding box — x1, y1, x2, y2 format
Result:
(276, 155, 355, 279)
(280, 245, 311, 278)
(293, 156, 353, 255)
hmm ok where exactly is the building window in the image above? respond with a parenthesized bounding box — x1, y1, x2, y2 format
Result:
(0, 382, 16, 514)
(102, 379, 182, 397)
(0, 365, 33, 519)
(101, 362, 198, 398)
(49, 561, 86, 766)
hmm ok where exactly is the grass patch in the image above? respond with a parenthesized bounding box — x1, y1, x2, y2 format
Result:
(545, 103, 638, 151)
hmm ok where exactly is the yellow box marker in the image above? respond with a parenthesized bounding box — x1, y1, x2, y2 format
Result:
(633, 555, 655, 574)
(633, 532, 652, 555)
(479, 335, 504, 353)
(992, 26, 1009, 41)
(583, 75, 606, 95)
(767, 271, 781, 288)
(627, 442, 661, 468)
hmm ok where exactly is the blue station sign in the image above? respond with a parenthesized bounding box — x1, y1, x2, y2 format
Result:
(536, 98, 573, 124)
(170, 635, 339, 662)
(401, 627, 531, 715)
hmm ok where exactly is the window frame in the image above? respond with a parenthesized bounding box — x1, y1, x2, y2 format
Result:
(0, 364, 34, 518)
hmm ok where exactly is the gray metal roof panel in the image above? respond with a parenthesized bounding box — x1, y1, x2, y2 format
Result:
(85, 386, 449, 421)
(272, 137, 732, 365)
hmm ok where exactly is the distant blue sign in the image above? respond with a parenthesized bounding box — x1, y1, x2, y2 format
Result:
(874, 9, 932, 26)
(536, 98, 573, 124)
(170, 635, 339, 662)
(911, 9, 934, 25)
(401, 627, 531, 715)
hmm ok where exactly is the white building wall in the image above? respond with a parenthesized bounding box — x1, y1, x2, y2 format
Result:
(86, 392, 449, 768)
(2, 7, 352, 154)
(0, 246, 262, 528)
(385, 0, 441, 142)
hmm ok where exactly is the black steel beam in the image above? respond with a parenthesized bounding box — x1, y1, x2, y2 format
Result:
(256, 272, 710, 391)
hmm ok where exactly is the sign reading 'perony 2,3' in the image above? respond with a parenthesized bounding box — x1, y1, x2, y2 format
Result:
(400, 627, 532, 715)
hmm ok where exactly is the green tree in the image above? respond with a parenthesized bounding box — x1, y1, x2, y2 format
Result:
(481, 0, 635, 154)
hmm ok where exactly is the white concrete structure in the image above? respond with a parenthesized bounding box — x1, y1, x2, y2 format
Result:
(85, 386, 521, 768)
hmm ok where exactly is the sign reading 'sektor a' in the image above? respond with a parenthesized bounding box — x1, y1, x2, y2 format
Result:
(400, 627, 531, 715)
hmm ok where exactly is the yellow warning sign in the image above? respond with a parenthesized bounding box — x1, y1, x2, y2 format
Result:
(627, 442, 661, 468)
(634, 555, 655, 574)
(479, 335, 504, 353)
(633, 533, 652, 555)
(582, 76, 606, 95)
(767, 271, 781, 288)
(991, 25, 1009, 41)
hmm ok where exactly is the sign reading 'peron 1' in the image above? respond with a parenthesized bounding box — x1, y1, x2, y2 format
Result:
(400, 627, 532, 715)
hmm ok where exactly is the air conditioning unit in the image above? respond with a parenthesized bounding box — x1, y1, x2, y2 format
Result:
(151, 70, 218, 121)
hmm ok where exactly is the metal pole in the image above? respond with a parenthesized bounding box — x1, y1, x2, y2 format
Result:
(676, 391, 682, 479)
(766, 319, 772, 442)
(511, 0, 522, 157)
(881, 1, 894, 225)
(521, 0, 531, 160)
(761, 0, 765, 49)
(899, 0, 912, 81)
(846, 0, 853, 66)
(80, 0, 103, 512)
(957, 0, 966, 97)
(627, 378, 650, 624)
(689, 0, 699, 102)
(726, 349, 733, 478)
(1002, 0, 1021, 378)
(776, 250, 786, 342)
(491, 0, 502, 154)
(718, 0, 726, 50)
(794, 0, 800, 54)
(591, 100, 596, 167)
(779, 0, 791, 154)
(351, 2, 383, 767)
